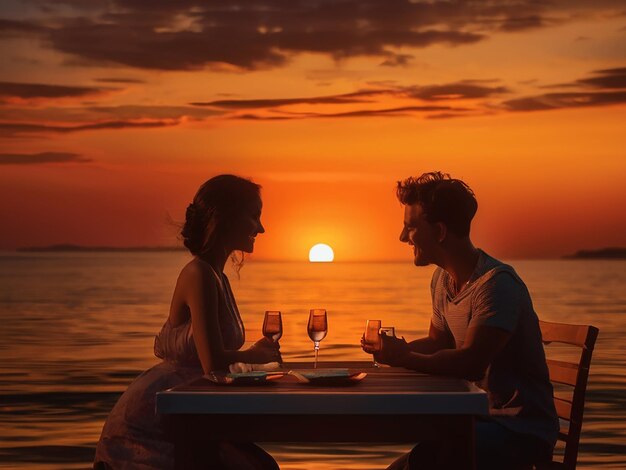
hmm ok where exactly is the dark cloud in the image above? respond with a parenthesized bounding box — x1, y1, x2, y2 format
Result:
(499, 15, 546, 32)
(502, 97, 556, 111)
(0, 119, 177, 137)
(0, 18, 45, 36)
(0, 151, 91, 164)
(0, 81, 108, 99)
(210, 66, 626, 119)
(201, 66, 626, 118)
(380, 53, 413, 67)
(306, 105, 465, 118)
(42, 17, 484, 70)
(192, 90, 382, 109)
(46, 17, 289, 70)
(426, 112, 477, 120)
(5, 0, 594, 71)
(235, 114, 293, 121)
(594, 67, 626, 75)
(407, 82, 510, 100)
(503, 67, 626, 111)
(2, 1, 622, 73)
(192, 80, 506, 121)
(234, 105, 466, 120)
(94, 77, 146, 84)
(538, 83, 580, 90)
(503, 90, 626, 111)
(84, 105, 220, 119)
(0, 105, 221, 123)
(193, 83, 503, 111)
(34, 0, 110, 12)
(577, 67, 626, 89)
(0, 103, 221, 138)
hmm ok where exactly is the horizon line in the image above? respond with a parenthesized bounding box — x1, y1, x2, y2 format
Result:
(3, 244, 625, 261)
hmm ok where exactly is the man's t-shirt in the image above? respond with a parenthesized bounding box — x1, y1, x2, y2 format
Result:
(430, 250, 559, 445)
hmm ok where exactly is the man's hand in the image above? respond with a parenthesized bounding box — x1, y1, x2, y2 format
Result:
(361, 334, 410, 367)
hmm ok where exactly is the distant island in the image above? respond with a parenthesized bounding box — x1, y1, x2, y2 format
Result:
(17, 244, 186, 252)
(565, 247, 626, 259)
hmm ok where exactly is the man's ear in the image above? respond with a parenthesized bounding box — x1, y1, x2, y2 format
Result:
(435, 222, 447, 243)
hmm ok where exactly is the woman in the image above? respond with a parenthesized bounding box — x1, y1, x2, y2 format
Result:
(95, 175, 282, 470)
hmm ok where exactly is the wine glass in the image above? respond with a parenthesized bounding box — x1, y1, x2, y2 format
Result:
(307, 309, 328, 369)
(364, 320, 382, 367)
(380, 326, 395, 338)
(262, 311, 283, 342)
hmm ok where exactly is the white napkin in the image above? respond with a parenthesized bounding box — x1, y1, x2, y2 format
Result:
(228, 362, 282, 373)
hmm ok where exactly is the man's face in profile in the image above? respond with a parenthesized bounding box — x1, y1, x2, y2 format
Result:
(400, 204, 440, 266)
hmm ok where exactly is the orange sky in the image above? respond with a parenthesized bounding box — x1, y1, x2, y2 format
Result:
(0, 1, 625, 260)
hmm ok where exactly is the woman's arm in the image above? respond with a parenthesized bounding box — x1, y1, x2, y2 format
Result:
(185, 262, 278, 373)
(185, 261, 230, 372)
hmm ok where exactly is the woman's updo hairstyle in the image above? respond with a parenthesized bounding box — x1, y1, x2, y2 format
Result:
(181, 174, 261, 258)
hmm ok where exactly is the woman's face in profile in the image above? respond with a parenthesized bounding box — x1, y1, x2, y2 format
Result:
(229, 196, 265, 253)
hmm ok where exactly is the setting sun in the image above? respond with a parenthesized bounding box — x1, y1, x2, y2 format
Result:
(309, 244, 334, 263)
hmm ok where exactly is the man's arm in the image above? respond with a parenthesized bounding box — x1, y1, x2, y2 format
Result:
(362, 321, 453, 366)
(406, 322, 455, 354)
(399, 325, 511, 381)
(373, 271, 520, 379)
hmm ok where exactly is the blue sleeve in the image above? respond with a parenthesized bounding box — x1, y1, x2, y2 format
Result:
(469, 271, 522, 332)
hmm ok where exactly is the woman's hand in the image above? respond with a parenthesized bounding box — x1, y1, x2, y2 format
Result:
(247, 337, 283, 364)
(361, 334, 410, 367)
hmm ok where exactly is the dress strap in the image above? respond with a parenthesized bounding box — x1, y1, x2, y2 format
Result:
(220, 274, 245, 344)
(204, 262, 245, 348)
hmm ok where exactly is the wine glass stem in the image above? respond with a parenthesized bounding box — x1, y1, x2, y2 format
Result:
(314, 341, 320, 369)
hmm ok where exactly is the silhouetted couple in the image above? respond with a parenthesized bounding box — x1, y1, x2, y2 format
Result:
(94, 173, 558, 469)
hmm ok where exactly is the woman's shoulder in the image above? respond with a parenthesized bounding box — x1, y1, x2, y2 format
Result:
(178, 258, 220, 288)
(181, 257, 214, 276)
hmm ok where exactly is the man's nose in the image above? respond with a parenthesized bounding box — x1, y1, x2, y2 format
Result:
(258, 222, 266, 234)
(399, 228, 408, 242)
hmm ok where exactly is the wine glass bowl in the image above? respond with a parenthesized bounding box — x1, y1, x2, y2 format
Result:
(308, 309, 328, 368)
(364, 320, 382, 367)
(263, 311, 283, 342)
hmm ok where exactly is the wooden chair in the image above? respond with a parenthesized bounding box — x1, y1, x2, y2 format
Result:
(536, 320, 599, 470)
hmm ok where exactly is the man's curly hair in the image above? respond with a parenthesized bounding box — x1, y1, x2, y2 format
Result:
(396, 171, 478, 237)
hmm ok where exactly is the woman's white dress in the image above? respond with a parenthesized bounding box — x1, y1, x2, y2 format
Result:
(94, 272, 249, 469)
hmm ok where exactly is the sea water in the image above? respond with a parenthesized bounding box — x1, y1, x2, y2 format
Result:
(0, 252, 624, 469)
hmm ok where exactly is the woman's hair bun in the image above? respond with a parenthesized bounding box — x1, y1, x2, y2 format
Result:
(181, 202, 204, 254)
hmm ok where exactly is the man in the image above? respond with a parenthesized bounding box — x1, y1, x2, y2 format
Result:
(362, 172, 559, 469)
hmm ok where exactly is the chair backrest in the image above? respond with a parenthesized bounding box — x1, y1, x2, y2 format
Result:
(539, 320, 599, 469)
